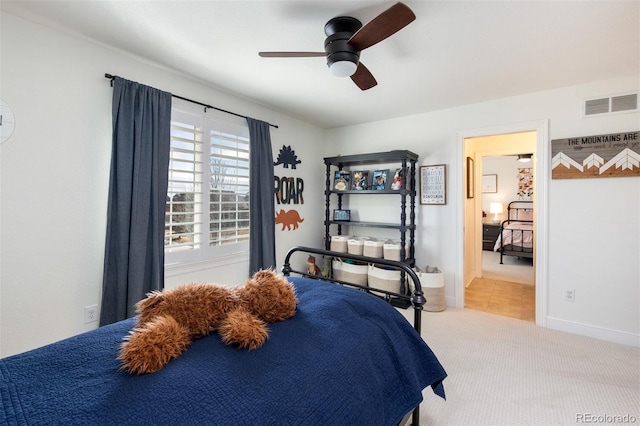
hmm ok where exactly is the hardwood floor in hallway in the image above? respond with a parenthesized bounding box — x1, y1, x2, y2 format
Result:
(465, 277, 535, 322)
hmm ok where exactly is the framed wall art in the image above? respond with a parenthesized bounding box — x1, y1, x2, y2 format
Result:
(482, 174, 497, 193)
(466, 157, 474, 199)
(420, 164, 446, 205)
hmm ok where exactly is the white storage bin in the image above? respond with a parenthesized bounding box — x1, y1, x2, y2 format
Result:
(332, 258, 368, 286)
(418, 266, 446, 312)
(330, 235, 350, 253)
(367, 264, 401, 296)
(363, 239, 384, 257)
(347, 238, 365, 255)
(383, 240, 408, 261)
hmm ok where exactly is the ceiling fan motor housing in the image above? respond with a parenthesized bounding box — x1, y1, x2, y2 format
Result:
(324, 17, 362, 70)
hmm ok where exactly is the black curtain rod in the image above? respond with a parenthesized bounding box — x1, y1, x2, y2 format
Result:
(104, 73, 278, 129)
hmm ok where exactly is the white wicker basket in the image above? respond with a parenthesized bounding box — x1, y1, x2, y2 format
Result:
(347, 238, 365, 255)
(418, 266, 446, 312)
(330, 235, 350, 253)
(383, 240, 408, 261)
(332, 258, 368, 286)
(363, 239, 384, 257)
(367, 264, 401, 295)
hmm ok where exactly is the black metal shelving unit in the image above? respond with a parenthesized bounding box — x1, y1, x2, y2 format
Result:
(323, 151, 418, 307)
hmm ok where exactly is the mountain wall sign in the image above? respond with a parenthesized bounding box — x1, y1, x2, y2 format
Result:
(551, 131, 639, 179)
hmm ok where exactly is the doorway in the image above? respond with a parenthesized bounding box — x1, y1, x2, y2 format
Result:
(457, 120, 548, 326)
(465, 154, 536, 321)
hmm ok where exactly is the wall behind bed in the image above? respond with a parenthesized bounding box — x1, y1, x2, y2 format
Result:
(0, 12, 324, 357)
(323, 77, 640, 347)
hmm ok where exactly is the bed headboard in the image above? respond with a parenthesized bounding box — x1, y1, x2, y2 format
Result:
(507, 200, 533, 221)
(282, 246, 425, 334)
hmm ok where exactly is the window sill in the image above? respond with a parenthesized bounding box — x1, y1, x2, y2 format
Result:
(165, 251, 249, 278)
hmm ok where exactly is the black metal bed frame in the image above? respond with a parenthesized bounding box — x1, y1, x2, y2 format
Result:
(281, 245, 426, 426)
(498, 201, 534, 264)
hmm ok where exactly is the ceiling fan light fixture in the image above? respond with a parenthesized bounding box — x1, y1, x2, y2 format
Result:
(517, 154, 533, 162)
(329, 60, 357, 77)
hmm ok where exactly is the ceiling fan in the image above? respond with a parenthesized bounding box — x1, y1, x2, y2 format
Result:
(259, 2, 416, 91)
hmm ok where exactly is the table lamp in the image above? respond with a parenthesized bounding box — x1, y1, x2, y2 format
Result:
(489, 202, 503, 224)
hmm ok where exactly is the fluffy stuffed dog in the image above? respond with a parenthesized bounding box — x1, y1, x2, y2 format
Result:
(119, 269, 297, 375)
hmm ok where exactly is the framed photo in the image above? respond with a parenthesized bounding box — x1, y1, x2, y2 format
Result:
(333, 170, 350, 191)
(350, 170, 369, 190)
(371, 169, 389, 190)
(420, 164, 446, 205)
(466, 157, 474, 199)
(482, 174, 498, 193)
(390, 167, 406, 190)
(332, 209, 351, 221)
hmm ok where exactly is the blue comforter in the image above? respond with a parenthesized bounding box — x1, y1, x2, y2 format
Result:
(1, 277, 446, 425)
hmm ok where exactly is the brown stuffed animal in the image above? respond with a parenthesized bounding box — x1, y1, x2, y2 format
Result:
(119, 269, 297, 375)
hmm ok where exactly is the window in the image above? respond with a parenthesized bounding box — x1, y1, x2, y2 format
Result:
(165, 105, 250, 265)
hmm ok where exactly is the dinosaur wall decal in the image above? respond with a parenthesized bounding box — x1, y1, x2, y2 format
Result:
(274, 145, 302, 169)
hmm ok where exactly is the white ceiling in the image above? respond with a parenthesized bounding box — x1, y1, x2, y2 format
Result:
(3, 0, 639, 128)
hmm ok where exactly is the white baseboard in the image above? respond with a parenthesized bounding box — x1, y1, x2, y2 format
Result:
(546, 316, 640, 347)
(445, 295, 456, 308)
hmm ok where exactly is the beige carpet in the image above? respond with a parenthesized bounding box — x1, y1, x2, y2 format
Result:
(482, 250, 534, 285)
(397, 308, 639, 425)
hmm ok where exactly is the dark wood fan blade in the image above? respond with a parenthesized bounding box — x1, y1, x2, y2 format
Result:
(350, 62, 377, 91)
(348, 2, 416, 51)
(259, 52, 327, 57)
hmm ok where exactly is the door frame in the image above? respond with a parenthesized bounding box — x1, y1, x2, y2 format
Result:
(455, 120, 549, 326)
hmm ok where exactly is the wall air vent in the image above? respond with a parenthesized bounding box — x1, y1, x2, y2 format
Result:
(583, 92, 639, 117)
(611, 93, 638, 112)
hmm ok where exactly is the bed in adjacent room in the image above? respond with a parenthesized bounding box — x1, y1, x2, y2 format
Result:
(1, 247, 446, 426)
(493, 200, 534, 264)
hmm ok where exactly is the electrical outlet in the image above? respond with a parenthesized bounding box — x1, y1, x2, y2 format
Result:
(563, 289, 575, 302)
(84, 304, 98, 323)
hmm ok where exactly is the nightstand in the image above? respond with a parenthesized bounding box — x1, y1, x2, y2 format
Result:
(482, 223, 501, 251)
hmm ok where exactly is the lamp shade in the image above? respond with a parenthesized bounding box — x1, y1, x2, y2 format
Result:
(489, 202, 503, 214)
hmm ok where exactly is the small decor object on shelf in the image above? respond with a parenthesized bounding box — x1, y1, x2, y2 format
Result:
(332, 209, 351, 222)
(306, 255, 320, 275)
(372, 169, 389, 190)
(351, 170, 369, 190)
(333, 171, 350, 190)
(390, 167, 404, 190)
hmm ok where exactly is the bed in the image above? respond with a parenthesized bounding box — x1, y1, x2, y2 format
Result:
(1, 246, 446, 426)
(493, 200, 534, 264)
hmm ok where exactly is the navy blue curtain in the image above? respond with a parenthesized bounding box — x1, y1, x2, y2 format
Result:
(100, 77, 172, 326)
(246, 118, 276, 275)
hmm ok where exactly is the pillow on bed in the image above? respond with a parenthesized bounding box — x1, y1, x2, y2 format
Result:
(517, 209, 533, 221)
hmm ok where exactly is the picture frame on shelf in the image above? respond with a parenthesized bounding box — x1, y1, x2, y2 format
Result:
(482, 174, 498, 193)
(371, 169, 389, 190)
(332, 209, 351, 222)
(420, 164, 446, 205)
(390, 167, 406, 190)
(350, 170, 370, 190)
(333, 170, 350, 191)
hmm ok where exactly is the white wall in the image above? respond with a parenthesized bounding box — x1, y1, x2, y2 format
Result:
(324, 77, 640, 346)
(482, 155, 532, 222)
(0, 12, 324, 357)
